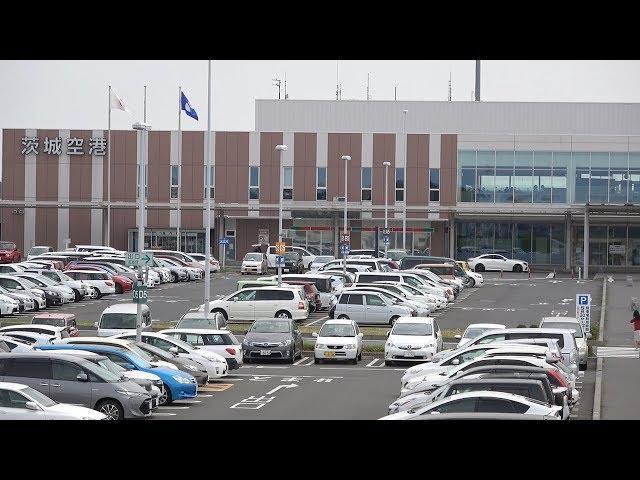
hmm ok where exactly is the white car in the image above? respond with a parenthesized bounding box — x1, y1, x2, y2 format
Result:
(539, 316, 591, 370)
(188, 253, 221, 272)
(454, 323, 506, 348)
(265, 245, 315, 270)
(0, 382, 106, 420)
(14, 273, 76, 304)
(0, 335, 34, 352)
(95, 303, 152, 337)
(309, 255, 335, 271)
(0, 295, 19, 315)
(158, 328, 243, 370)
(1, 331, 57, 346)
(340, 286, 432, 317)
(385, 316, 443, 365)
(159, 257, 202, 280)
(380, 391, 562, 420)
(312, 319, 363, 364)
(63, 270, 116, 297)
(241, 253, 268, 275)
(113, 332, 229, 379)
(0, 324, 70, 340)
(198, 286, 309, 322)
(27, 269, 89, 301)
(467, 254, 529, 273)
(26, 246, 54, 260)
(0, 264, 26, 274)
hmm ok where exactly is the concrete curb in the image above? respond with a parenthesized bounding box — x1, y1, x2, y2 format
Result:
(593, 357, 603, 420)
(598, 278, 606, 343)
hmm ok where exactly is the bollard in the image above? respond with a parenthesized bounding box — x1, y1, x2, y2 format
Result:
(571, 268, 574, 280)
(578, 267, 582, 280)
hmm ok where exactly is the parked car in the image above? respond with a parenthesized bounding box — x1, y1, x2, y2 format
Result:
(24, 269, 89, 301)
(0, 352, 153, 420)
(0, 324, 70, 341)
(386, 249, 408, 262)
(331, 290, 416, 325)
(0, 294, 19, 316)
(318, 258, 391, 272)
(455, 261, 484, 287)
(0, 264, 26, 274)
(187, 253, 221, 272)
(0, 336, 34, 352)
(156, 257, 202, 280)
(282, 251, 304, 273)
(241, 252, 268, 275)
(312, 318, 363, 364)
(380, 391, 562, 420)
(0, 241, 22, 264)
(242, 318, 303, 364)
(14, 273, 76, 304)
(176, 312, 228, 330)
(63, 270, 115, 297)
(264, 245, 315, 270)
(199, 286, 309, 322)
(280, 281, 322, 312)
(0, 275, 55, 309)
(467, 254, 529, 273)
(0, 382, 106, 420)
(159, 328, 243, 370)
(453, 323, 506, 349)
(144, 250, 206, 276)
(341, 286, 432, 317)
(385, 316, 443, 366)
(539, 316, 590, 370)
(130, 341, 209, 386)
(95, 303, 152, 337)
(31, 313, 78, 337)
(260, 274, 335, 310)
(153, 258, 189, 282)
(1, 331, 57, 346)
(0, 285, 36, 312)
(309, 255, 335, 271)
(26, 246, 54, 261)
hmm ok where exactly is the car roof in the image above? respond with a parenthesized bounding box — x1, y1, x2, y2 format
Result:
(0, 352, 91, 363)
(394, 316, 434, 324)
(410, 413, 557, 420)
(0, 382, 36, 391)
(0, 324, 65, 333)
(322, 319, 353, 325)
(159, 328, 228, 335)
(32, 313, 76, 320)
(448, 378, 545, 386)
(465, 323, 506, 329)
(102, 303, 150, 313)
(540, 317, 579, 323)
(43, 343, 130, 354)
(37, 349, 102, 358)
(65, 269, 110, 274)
(485, 327, 574, 335)
(65, 337, 134, 346)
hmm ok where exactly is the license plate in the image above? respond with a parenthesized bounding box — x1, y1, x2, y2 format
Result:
(404, 351, 414, 357)
(324, 351, 336, 358)
(260, 350, 271, 356)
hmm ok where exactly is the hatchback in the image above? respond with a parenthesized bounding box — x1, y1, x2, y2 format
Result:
(242, 318, 303, 363)
(312, 319, 363, 364)
(384, 317, 442, 365)
(331, 290, 416, 326)
(159, 328, 243, 370)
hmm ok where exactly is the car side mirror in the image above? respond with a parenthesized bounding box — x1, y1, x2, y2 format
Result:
(312, 332, 318, 338)
(94, 321, 99, 328)
(169, 347, 179, 354)
(386, 331, 391, 337)
(25, 401, 40, 411)
(451, 358, 460, 365)
(76, 372, 89, 382)
(454, 334, 461, 340)
(586, 332, 592, 339)
(244, 330, 249, 335)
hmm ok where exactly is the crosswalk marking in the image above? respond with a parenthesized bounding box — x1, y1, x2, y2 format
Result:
(596, 346, 640, 358)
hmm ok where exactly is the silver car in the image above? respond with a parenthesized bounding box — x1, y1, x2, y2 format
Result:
(331, 290, 416, 325)
(0, 352, 153, 420)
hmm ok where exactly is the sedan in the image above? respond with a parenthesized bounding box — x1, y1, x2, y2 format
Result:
(313, 318, 363, 364)
(384, 316, 443, 366)
(132, 341, 210, 386)
(453, 323, 506, 349)
(242, 318, 303, 363)
(467, 254, 529, 273)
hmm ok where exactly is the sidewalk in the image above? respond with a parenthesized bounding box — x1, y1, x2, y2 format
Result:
(600, 275, 640, 419)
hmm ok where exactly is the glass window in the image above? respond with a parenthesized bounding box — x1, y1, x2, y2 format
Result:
(513, 151, 533, 203)
(629, 227, 640, 266)
(550, 223, 565, 264)
(427, 398, 477, 414)
(338, 294, 349, 304)
(4, 359, 50, 378)
(590, 164, 609, 204)
(460, 168, 476, 202)
(316, 167, 327, 200)
(201, 165, 214, 200)
(573, 153, 590, 203)
(609, 153, 629, 204)
(457, 222, 477, 260)
(476, 151, 495, 203)
(494, 223, 512, 255)
(589, 226, 607, 267)
(476, 398, 523, 413)
(532, 224, 550, 264)
(283, 166, 293, 200)
(429, 168, 440, 202)
(608, 226, 626, 266)
(395, 168, 405, 202)
(249, 166, 260, 200)
(170, 165, 180, 199)
(361, 167, 372, 201)
(551, 152, 569, 203)
(476, 223, 494, 254)
(514, 223, 532, 262)
(52, 361, 84, 381)
(366, 294, 385, 306)
(347, 294, 363, 305)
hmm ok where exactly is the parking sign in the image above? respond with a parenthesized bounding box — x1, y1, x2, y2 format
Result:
(275, 255, 285, 267)
(576, 294, 591, 333)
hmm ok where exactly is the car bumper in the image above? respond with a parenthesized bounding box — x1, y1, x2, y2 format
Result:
(191, 371, 209, 385)
(61, 292, 75, 303)
(123, 396, 154, 418)
(170, 381, 198, 401)
(385, 346, 436, 362)
(202, 362, 228, 379)
(579, 350, 587, 364)
(244, 345, 295, 359)
(241, 265, 263, 273)
(226, 357, 243, 369)
(314, 347, 357, 360)
(46, 297, 63, 306)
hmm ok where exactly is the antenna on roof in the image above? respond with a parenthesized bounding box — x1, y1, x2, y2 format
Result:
(272, 76, 282, 99)
(448, 71, 452, 101)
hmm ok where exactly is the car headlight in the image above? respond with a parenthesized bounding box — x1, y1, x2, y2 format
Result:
(172, 375, 192, 384)
(185, 364, 198, 372)
(242, 338, 249, 345)
(282, 339, 292, 346)
(345, 344, 356, 349)
(422, 342, 434, 349)
(386, 342, 396, 348)
(315, 343, 326, 349)
(115, 388, 147, 397)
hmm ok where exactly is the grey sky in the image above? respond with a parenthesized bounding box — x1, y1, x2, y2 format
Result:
(1, 60, 639, 132)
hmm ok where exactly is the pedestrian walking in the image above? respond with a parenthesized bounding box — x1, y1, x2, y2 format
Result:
(631, 310, 640, 349)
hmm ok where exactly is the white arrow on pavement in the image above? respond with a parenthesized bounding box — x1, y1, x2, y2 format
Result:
(265, 383, 299, 395)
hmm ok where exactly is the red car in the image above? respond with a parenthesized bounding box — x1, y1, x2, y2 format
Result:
(0, 241, 21, 264)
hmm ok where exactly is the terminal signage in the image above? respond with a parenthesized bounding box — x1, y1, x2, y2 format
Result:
(576, 294, 591, 333)
(21, 136, 107, 156)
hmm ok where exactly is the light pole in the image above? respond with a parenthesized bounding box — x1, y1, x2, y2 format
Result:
(132, 121, 151, 343)
(401, 109, 408, 251)
(383, 161, 390, 258)
(341, 155, 351, 277)
(276, 144, 288, 287)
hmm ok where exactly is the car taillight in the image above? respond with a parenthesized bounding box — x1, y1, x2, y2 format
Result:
(105, 281, 114, 286)
(225, 348, 236, 355)
(298, 301, 305, 309)
(548, 368, 569, 388)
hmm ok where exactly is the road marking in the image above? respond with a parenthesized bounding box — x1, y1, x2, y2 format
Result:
(266, 383, 299, 394)
(174, 400, 202, 404)
(198, 394, 214, 398)
(152, 412, 177, 416)
(232, 373, 343, 379)
(294, 357, 310, 365)
(200, 384, 234, 392)
(157, 406, 190, 410)
(596, 346, 640, 358)
(366, 358, 381, 367)
(306, 317, 328, 326)
(255, 365, 290, 369)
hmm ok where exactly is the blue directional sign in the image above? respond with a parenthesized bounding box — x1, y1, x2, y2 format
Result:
(219, 237, 230, 245)
(275, 255, 285, 267)
(340, 243, 351, 254)
(382, 234, 390, 245)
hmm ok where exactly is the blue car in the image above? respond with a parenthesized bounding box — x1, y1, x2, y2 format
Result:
(37, 344, 198, 403)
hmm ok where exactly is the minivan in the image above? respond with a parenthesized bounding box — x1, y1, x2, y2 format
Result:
(0, 352, 153, 420)
(95, 303, 152, 337)
(330, 290, 416, 325)
(31, 313, 78, 337)
(260, 274, 334, 309)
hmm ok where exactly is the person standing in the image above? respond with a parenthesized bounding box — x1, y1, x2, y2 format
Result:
(631, 310, 640, 349)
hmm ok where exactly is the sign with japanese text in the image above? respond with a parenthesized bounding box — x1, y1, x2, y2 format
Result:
(576, 294, 591, 333)
(21, 136, 107, 156)
(275, 242, 286, 255)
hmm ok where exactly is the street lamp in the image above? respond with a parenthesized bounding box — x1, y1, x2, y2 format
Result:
(401, 109, 408, 251)
(341, 155, 351, 277)
(132, 121, 151, 343)
(383, 161, 391, 258)
(275, 144, 288, 287)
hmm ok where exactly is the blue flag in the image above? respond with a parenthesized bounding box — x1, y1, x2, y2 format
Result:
(180, 92, 199, 121)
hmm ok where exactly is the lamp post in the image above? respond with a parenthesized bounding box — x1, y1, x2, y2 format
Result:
(341, 155, 351, 277)
(275, 145, 288, 287)
(132, 121, 151, 343)
(383, 161, 390, 258)
(401, 109, 408, 251)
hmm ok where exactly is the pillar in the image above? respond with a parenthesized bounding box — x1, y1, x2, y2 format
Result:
(583, 205, 589, 279)
(565, 212, 571, 270)
(449, 215, 456, 258)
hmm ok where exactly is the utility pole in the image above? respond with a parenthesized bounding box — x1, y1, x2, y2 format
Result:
(475, 60, 481, 101)
(366, 73, 370, 100)
(284, 72, 288, 99)
(448, 71, 452, 101)
(273, 77, 282, 99)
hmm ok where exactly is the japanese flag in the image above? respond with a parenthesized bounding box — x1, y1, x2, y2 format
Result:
(110, 89, 130, 112)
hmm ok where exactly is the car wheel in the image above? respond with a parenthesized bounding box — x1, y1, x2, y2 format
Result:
(275, 310, 292, 319)
(115, 283, 123, 294)
(314, 357, 320, 364)
(475, 263, 485, 272)
(96, 399, 125, 420)
(95, 288, 103, 299)
(513, 264, 523, 273)
(171, 273, 178, 283)
(34, 302, 40, 312)
(384, 360, 393, 366)
(73, 289, 82, 302)
(161, 383, 173, 404)
(389, 316, 399, 326)
(212, 309, 228, 321)
(351, 357, 357, 365)
(158, 384, 169, 406)
(469, 278, 476, 287)
(289, 348, 296, 364)
(337, 315, 349, 320)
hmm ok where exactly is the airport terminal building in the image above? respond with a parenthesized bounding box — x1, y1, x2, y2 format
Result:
(2, 99, 640, 271)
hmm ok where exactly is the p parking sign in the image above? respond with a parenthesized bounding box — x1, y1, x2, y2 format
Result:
(576, 294, 591, 333)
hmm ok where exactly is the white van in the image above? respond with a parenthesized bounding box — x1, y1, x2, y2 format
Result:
(95, 303, 152, 337)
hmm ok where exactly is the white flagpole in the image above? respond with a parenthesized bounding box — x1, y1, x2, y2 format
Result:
(204, 61, 212, 321)
(107, 85, 112, 247)
(177, 86, 182, 252)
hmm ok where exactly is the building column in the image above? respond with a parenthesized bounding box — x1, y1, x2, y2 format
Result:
(583, 205, 589, 279)
(449, 215, 455, 258)
(565, 212, 571, 270)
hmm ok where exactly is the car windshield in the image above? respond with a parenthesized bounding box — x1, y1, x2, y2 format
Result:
(21, 386, 56, 407)
(17, 278, 40, 288)
(157, 335, 196, 352)
(542, 322, 582, 338)
(28, 275, 57, 286)
(29, 247, 50, 255)
(136, 342, 173, 361)
(57, 272, 74, 282)
(386, 251, 407, 261)
(284, 252, 299, 260)
(95, 358, 126, 375)
(250, 320, 290, 333)
(314, 256, 334, 264)
(82, 359, 126, 382)
(244, 253, 263, 261)
(463, 327, 496, 339)
(100, 313, 139, 329)
(0, 242, 15, 250)
(32, 317, 65, 327)
(392, 323, 433, 336)
(319, 323, 355, 337)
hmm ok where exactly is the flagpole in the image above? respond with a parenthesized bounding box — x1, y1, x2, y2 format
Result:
(177, 86, 182, 252)
(107, 85, 111, 247)
(204, 61, 212, 322)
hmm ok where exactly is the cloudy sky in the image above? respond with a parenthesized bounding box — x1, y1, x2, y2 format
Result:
(1, 60, 639, 132)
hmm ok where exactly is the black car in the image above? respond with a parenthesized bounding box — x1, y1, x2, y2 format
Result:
(132, 341, 210, 385)
(242, 318, 303, 364)
(283, 252, 304, 273)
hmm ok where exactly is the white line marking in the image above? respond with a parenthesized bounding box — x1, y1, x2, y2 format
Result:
(294, 357, 309, 365)
(232, 373, 343, 379)
(366, 358, 380, 367)
(157, 406, 190, 410)
(174, 400, 202, 404)
(255, 365, 290, 369)
(152, 412, 177, 416)
(306, 317, 328, 326)
(198, 394, 214, 398)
